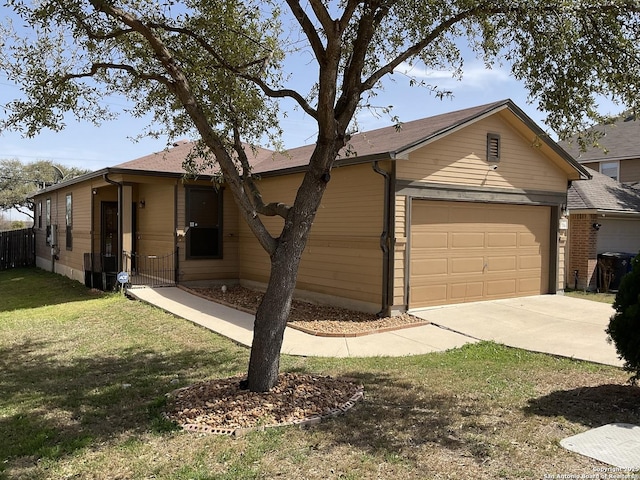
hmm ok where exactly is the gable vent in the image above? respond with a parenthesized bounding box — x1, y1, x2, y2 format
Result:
(487, 133, 500, 162)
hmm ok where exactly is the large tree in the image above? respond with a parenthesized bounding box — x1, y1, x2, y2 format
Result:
(0, 159, 89, 219)
(2, 0, 640, 391)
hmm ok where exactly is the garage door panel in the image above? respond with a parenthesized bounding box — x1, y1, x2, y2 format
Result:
(412, 232, 448, 249)
(451, 256, 484, 274)
(519, 232, 541, 247)
(450, 282, 484, 301)
(413, 285, 448, 304)
(413, 203, 450, 224)
(487, 232, 517, 248)
(487, 256, 517, 272)
(411, 258, 448, 275)
(451, 232, 485, 248)
(519, 255, 542, 270)
(486, 279, 517, 296)
(449, 207, 492, 224)
(597, 218, 640, 254)
(409, 200, 550, 308)
(519, 277, 543, 292)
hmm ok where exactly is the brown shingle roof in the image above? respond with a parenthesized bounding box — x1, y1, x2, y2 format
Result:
(113, 100, 512, 176)
(252, 100, 510, 173)
(568, 167, 640, 213)
(113, 140, 274, 174)
(36, 99, 587, 193)
(559, 113, 640, 163)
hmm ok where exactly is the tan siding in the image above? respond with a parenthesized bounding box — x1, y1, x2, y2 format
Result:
(239, 163, 384, 308)
(620, 158, 640, 183)
(558, 240, 566, 291)
(136, 183, 175, 257)
(582, 161, 599, 172)
(33, 183, 94, 281)
(393, 196, 407, 309)
(397, 115, 568, 192)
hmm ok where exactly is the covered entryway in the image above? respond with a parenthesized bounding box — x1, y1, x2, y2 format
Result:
(409, 200, 551, 308)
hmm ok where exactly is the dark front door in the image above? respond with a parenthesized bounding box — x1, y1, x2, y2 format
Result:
(101, 201, 118, 272)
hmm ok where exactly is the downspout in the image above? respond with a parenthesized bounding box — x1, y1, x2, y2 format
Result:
(103, 173, 123, 272)
(372, 161, 392, 317)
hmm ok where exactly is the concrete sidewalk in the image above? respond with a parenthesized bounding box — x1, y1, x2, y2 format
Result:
(126, 287, 473, 357)
(127, 287, 622, 366)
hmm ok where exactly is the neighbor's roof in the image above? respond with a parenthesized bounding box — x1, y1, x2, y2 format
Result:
(568, 167, 640, 213)
(559, 113, 640, 163)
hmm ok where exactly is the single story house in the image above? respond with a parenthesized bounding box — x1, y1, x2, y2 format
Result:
(32, 99, 589, 314)
(566, 166, 640, 291)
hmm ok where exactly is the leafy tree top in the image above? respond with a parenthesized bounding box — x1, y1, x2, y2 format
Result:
(0, 159, 90, 218)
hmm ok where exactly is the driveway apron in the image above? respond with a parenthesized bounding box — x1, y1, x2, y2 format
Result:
(410, 295, 622, 367)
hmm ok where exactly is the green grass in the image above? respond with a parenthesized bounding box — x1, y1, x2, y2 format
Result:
(1, 268, 638, 479)
(565, 288, 616, 304)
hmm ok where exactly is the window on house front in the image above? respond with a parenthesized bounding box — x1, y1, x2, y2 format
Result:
(45, 198, 51, 246)
(600, 161, 619, 181)
(487, 133, 501, 162)
(65, 193, 72, 250)
(185, 186, 223, 259)
(37, 201, 42, 229)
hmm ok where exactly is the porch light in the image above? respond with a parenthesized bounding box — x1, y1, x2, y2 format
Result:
(139, 199, 146, 209)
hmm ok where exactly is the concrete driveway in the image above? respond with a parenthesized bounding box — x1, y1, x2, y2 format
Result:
(410, 295, 623, 367)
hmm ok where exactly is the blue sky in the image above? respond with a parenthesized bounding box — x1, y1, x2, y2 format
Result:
(0, 12, 626, 222)
(1, 57, 624, 173)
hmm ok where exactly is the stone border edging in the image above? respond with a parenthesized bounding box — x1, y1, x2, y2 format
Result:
(168, 385, 365, 437)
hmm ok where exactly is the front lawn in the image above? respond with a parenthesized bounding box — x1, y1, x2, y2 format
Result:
(1, 268, 638, 479)
(565, 289, 616, 304)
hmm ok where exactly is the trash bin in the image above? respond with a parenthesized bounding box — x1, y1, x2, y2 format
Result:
(597, 252, 635, 292)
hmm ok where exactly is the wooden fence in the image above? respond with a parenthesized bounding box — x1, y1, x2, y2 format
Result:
(0, 228, 35, 270)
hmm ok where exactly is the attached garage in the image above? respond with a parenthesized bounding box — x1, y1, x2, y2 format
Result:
(409, 200, 551, 309)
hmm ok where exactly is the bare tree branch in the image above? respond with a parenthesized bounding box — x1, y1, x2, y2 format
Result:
(62, 62, 173, 87)
(87, 0, 279, 254)
(285, 0, 327, 63)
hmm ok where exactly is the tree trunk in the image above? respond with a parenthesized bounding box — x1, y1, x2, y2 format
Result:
(245, 158, 334, 392)
(246, 239, 302, 392)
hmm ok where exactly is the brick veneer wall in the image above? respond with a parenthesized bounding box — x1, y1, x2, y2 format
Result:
(567, 213, 599, 290)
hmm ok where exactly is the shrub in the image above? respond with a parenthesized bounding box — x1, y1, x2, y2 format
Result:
(606, 253, 640, 384)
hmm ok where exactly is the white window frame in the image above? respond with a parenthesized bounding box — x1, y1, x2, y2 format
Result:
(600, 160, 620, 181)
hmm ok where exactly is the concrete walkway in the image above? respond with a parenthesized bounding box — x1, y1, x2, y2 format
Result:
(127, 287, 622, 366)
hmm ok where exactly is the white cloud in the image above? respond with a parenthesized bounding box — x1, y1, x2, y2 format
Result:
(394, 61, 511, 90)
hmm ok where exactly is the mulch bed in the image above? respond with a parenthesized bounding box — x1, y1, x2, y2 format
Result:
(164, 373, 364, 436)
(184, 284, 427, 336)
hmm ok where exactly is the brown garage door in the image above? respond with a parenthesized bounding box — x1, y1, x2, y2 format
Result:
(409, 200, 550, 309)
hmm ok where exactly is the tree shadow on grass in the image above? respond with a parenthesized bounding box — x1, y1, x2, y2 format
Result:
(312, 371, 498, 464)
(0, 337, 245, 470)
(524, 384, 640, 428)
(0, 267, 100, 312)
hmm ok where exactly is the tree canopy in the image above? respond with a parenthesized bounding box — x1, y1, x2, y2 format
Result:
(2, 0, 640, 390)
(0, 159, 90, 219)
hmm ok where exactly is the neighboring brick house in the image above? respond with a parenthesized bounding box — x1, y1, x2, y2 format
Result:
(567, 167, 640, 291)
(560, 112, 640, 184)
